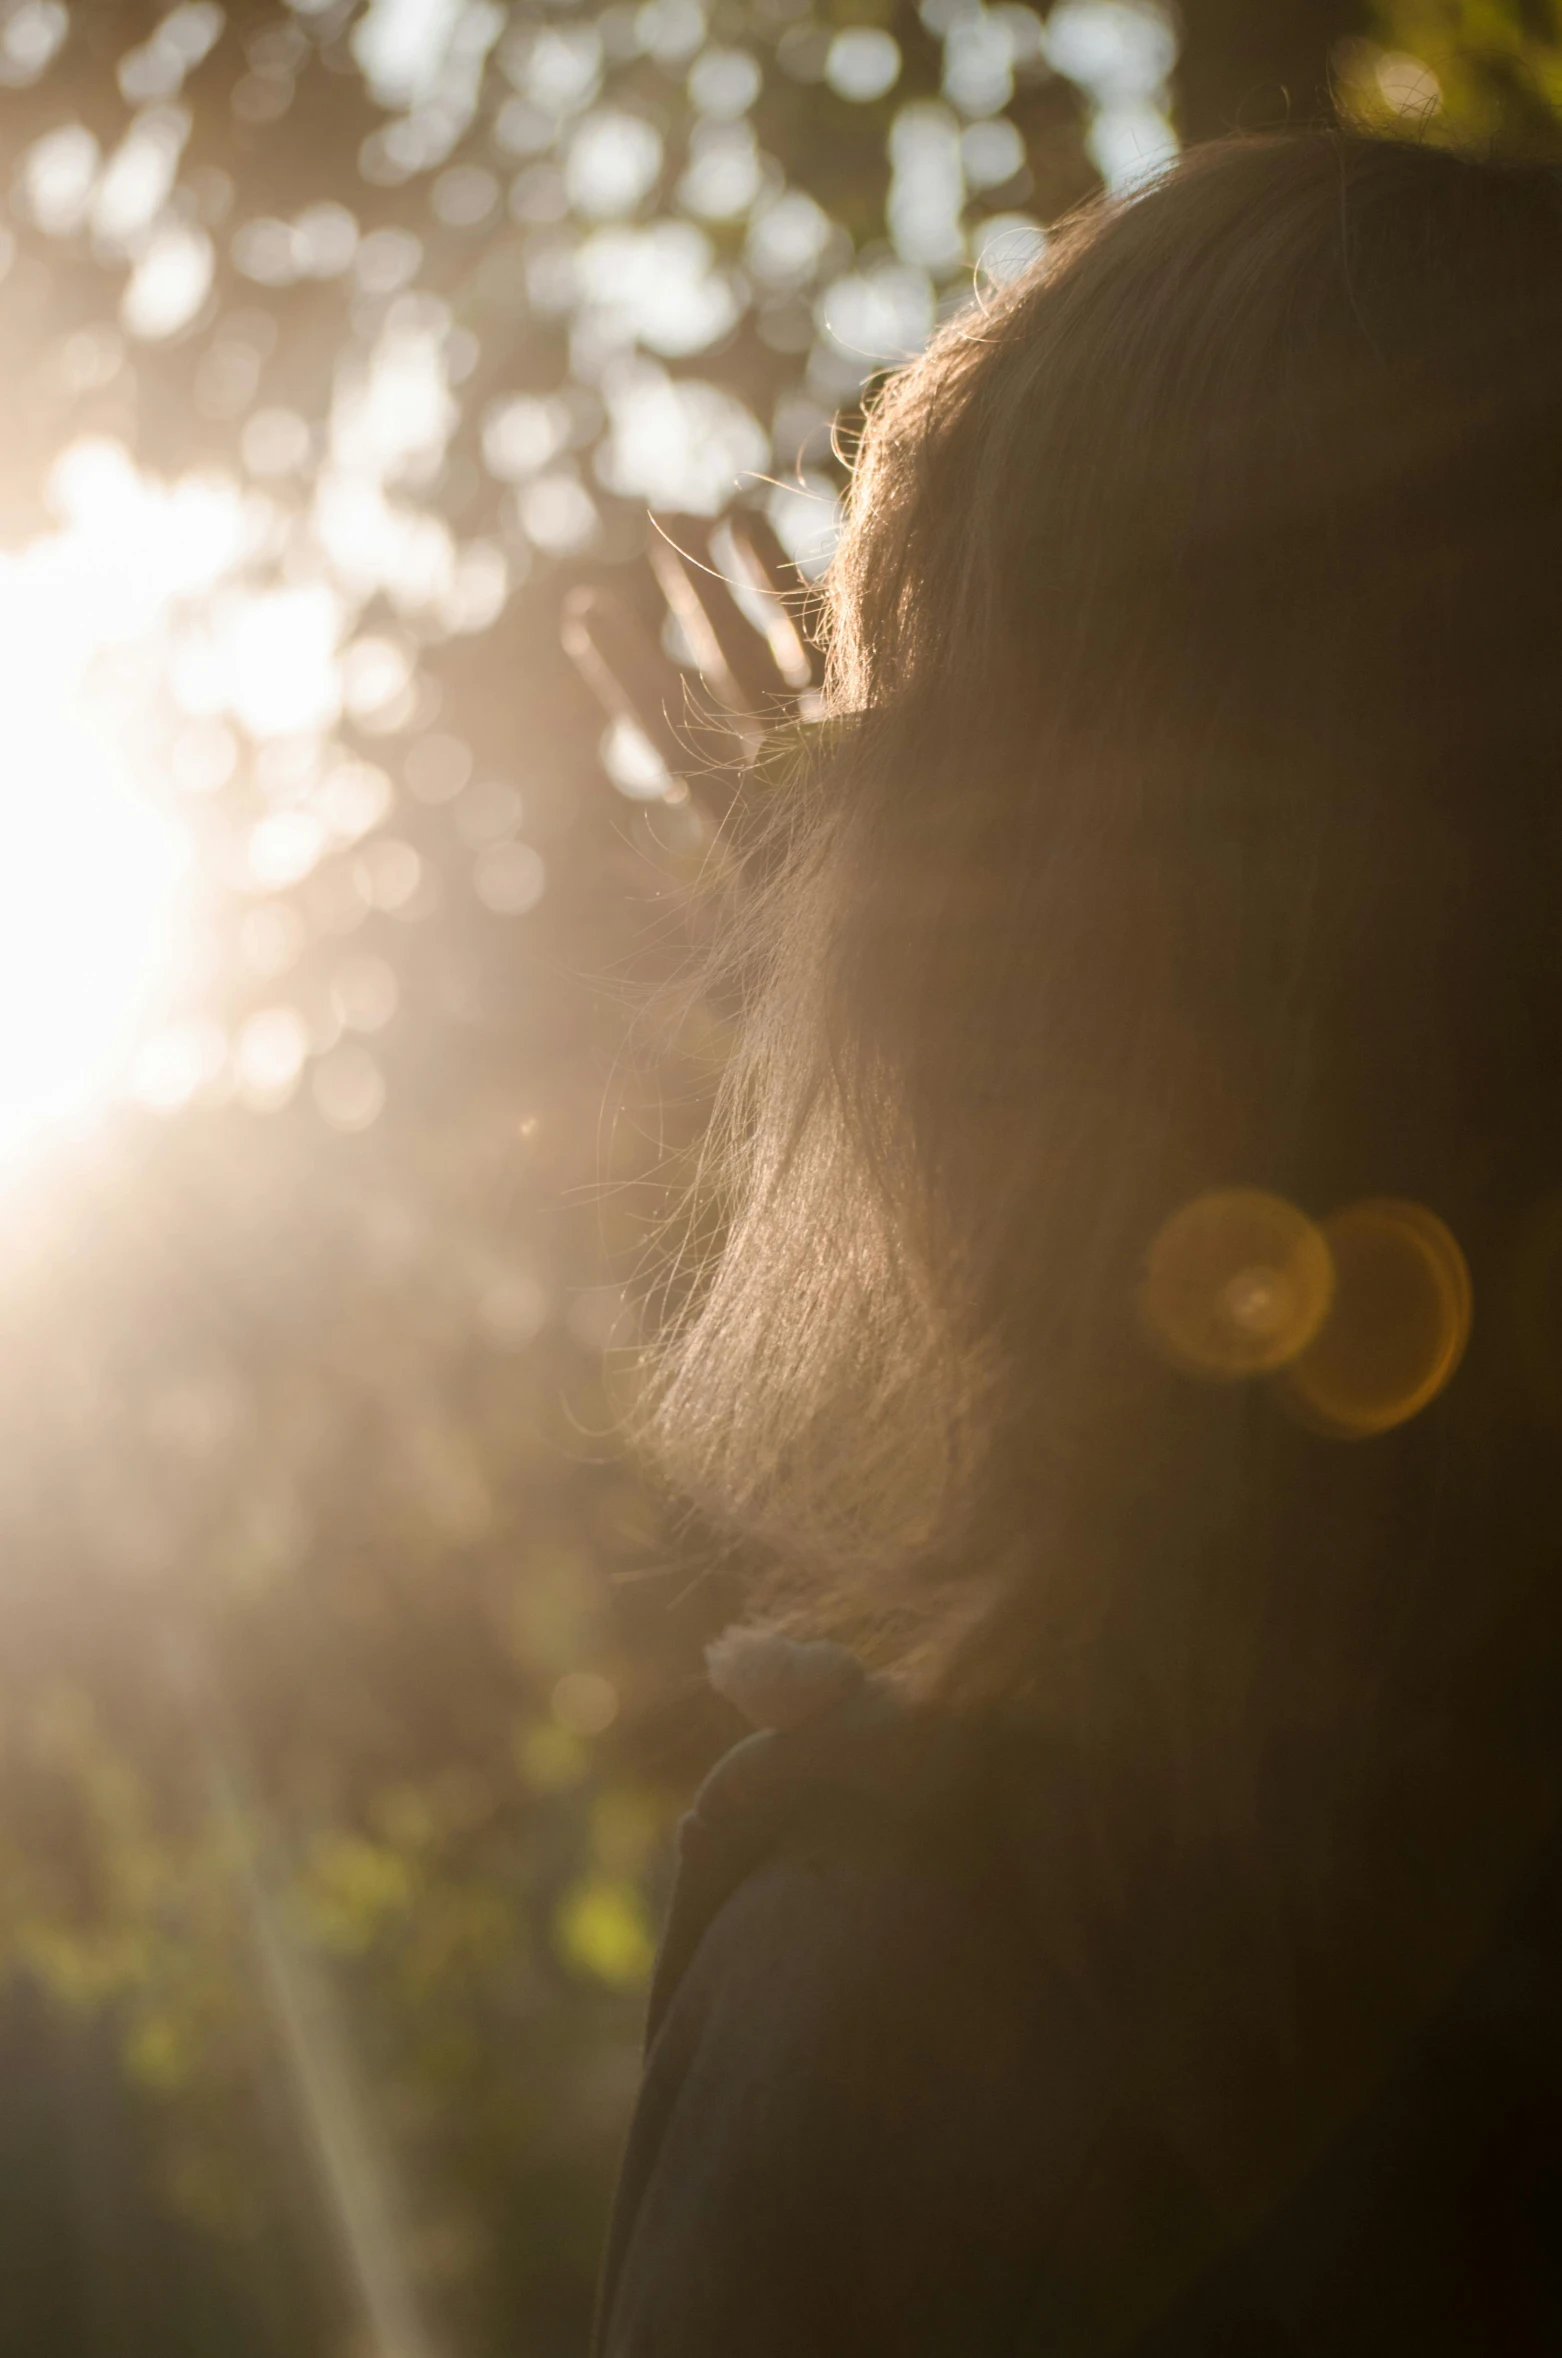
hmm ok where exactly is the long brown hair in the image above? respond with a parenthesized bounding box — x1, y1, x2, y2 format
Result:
(645, 132, 1562, 1851)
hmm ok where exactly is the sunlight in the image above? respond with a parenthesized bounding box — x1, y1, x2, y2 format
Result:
(0, 438, 204, 1159)
(0, 664, 186, 1155)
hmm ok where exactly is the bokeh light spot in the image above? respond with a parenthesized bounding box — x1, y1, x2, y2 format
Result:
(566, 110, 663, 217)
(237, 1006, 309, 1110)
(358, 838, 425, 913)
(479, 1269, 548, 1348)
(432, 163, 501, 227)
(825, 28, 901, 102)
(551, 1670, 620, 1737)
(404, 733, 472, 805)
(321, 759, 395, 841)
(473, 840, 545, 915)
(456, 777, 522, 843)
(1142, 1189, 1334, 1380)
(131, 1017, 226, 1113)
(313, 1044, 386, 1132)
(332, 954, 399, 1033)
(0, 2, 67, 88)
(1280, 1200, 1471, 1438)
(687, 44, 761, 118)
(241, 903, 308, 979)
(20, 122, 99, 236)
(963, 115, 1027, 189)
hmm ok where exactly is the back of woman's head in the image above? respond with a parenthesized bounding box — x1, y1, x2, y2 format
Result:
(648, 133, 1562, 1798)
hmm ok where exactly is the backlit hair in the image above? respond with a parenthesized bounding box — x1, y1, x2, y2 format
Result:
(644, 133, 1562, 1821)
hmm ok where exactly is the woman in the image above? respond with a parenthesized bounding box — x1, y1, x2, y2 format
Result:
(586, 131, 1562, 2352)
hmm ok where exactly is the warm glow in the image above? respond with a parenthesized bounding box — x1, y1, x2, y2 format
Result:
(1280, 1199, 1472, 1438)
(0, 438, 202, 1158)
(1141, 1187, 1335, 1380)
(0, 666, 186, 1154)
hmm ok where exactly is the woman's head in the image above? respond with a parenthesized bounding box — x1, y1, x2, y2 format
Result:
(648, 133, 1562, 1773)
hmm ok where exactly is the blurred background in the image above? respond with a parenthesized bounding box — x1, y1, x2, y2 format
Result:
(0, 1, 1553, 2351)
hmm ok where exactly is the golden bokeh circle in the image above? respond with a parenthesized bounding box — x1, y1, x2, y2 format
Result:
(1280, 1198, 1471, 1439)
(1141, 1189, 1335, 1380)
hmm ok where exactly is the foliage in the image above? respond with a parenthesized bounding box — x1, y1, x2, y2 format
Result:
(0, 0, 1136, 2349)
(1351, 0, 1562, 152)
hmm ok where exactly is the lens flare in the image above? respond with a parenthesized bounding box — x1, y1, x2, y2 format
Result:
(1280, 1198, 1471, 1438)
(1141, 1188, 1334, 1379)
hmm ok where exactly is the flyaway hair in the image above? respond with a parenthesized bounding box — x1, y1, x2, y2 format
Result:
(641, 135, 1562, 1835)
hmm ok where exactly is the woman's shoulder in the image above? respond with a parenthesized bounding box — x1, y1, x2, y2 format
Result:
(600, 1634, 1562, 2357)
(645, 1628, 1050, 2046)
(675, 1629, 1081, 2032)
(592, 1634, 1156, 2358)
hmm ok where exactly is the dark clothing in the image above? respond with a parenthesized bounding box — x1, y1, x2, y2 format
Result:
(594, 1667, 1562, 2355)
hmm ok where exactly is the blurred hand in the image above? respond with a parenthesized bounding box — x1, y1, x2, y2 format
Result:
(562, 510, 818, 819)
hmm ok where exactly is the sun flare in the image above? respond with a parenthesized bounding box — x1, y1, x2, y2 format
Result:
(0, 447, 198, 1159)
(0, 668, 186, 1155)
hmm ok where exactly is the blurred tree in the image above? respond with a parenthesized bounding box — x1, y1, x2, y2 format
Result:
(0, 2, 1104, 2348)
(1358, 0, 1562, 151)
